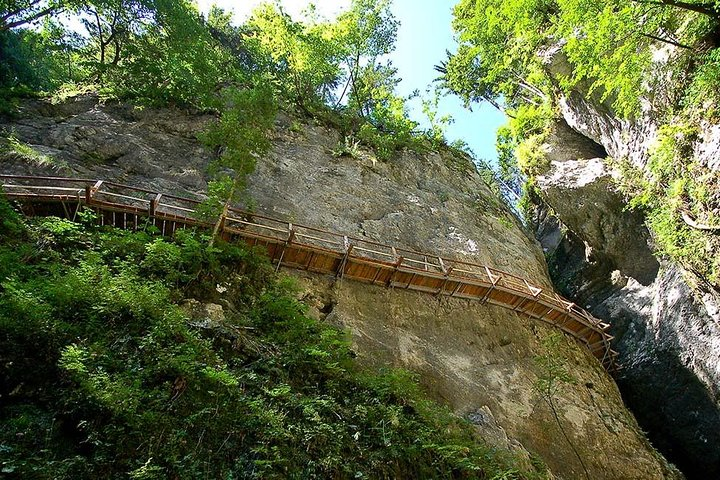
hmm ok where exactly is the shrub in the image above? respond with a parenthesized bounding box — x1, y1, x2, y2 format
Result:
(0, 203, 542, 479)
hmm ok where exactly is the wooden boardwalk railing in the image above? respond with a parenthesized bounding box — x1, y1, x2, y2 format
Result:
(0, 174, 617, 370)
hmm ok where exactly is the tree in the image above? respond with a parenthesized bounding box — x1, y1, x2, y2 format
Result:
(445, 0, 718, 119)
(0, 16, 82, 89)
(441, 0, 554, 114)
(79, 0, 152, 83)
(104, 0, 233, 107)
(333, 0, 399, 117)
(199, 85, 277, 245)
(535, 333, 590, 480)
(246, 3, 341, 111)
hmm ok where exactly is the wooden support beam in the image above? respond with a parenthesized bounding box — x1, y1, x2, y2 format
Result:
(305, 251, 316, 270)
(370, 266, 384, 284)
(576, 325, 595, 338)
(84, 180, 103, 205)
(513, 296, 529, 312)
(480, 284, 495, 304)
(386, 254, 404, 288)
(436, 265, 454, 296)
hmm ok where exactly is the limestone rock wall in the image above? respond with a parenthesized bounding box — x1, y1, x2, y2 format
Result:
(530, 60, 720, 475)
(0, 95, 681, 479)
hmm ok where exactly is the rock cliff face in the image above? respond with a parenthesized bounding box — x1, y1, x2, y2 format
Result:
(0, 95, 681, 479)
(531, 48, 720, 478)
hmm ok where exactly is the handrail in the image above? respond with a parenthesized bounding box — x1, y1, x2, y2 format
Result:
(0, 174, 617, 371)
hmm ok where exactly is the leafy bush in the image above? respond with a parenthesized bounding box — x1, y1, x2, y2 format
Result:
(684, 49, 720, 113)
(618, 123, 720, 285)
(0, 198, 542, 479)
(516, 134, 551, 177)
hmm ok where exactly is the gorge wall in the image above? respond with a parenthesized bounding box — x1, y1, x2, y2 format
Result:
(529, 48, 720, 479)
(0, 95, 681, 479)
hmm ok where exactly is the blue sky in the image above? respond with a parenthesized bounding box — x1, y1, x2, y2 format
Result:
(388, 0, 505, 163)
(197, 0, 507, 163)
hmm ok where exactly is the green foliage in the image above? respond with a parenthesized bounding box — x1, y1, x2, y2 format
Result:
(197, 84, 277, 239)
(201, 85, 277, 181)
(516, 134, 551, 177)
(534, 333, 575, 400)
(444, 0, 554, 110)
(247, 3, 341, 110)
(495, 101, 554, 194)
(0, 19, 82, 92)
(0, 200, 543, 479)
(334, 0, 399, 115)
(534, 332, 588, 480)
(331, 135, 361, 158)
(616, 123, 720, 285)
(447, 0, 718, 119)
(0, 0, 444, 163)
(105, 0, 233, 107)
(421, 87, 454, 148)
(2, 132, 68, 169)
(684, 48, 720, 112)
(0, 193, 23, 238)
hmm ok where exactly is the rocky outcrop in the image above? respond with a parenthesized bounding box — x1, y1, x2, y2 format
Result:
(540, 44, 660, 168)
(0, 94, 681, 479)
(537, 155, 659, 285)
(532, 101, 720, 477)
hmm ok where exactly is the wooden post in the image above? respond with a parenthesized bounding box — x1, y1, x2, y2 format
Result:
(438, 257, 447, 274)
(436, 257, 453, 296)
(386, 253, 404, 288)
(524, 279, 542, 297)
(150, 193, 162, 217)
(275, 224, 295, 273)
(513, 296, 529, 312)
(336, 236, 353, 279)
(85, 180, 103, 205)
(480, 269, 500, 304)
(370, 266, 384, 284)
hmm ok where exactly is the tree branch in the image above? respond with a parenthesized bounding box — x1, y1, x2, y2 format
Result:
(681, 210, 720, 231)
(0, 0, 43, 23)
(641, 32, 694, 49)
(1, 5, 61, 31)
(631, 0, 720, 18)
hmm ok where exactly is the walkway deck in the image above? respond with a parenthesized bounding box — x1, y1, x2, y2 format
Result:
(0, 174, 617, 370)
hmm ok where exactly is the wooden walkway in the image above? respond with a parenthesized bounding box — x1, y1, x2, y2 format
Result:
(0, 174, 617, 370)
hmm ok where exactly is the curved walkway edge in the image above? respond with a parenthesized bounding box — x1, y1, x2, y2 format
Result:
(0, 174, 617, 371)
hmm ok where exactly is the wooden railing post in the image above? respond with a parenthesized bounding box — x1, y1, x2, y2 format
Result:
(275, 223, 295, 273)
(436, 257, 454, 296)
(336, 236, 353, 279)
(149, 193, 162, 217)
(84, 180, 103, 205)
(386, 247, 404, 288)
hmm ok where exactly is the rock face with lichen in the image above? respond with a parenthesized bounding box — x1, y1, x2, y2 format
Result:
(529, 46, 720, 479)
(0, 94, 682, 479)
